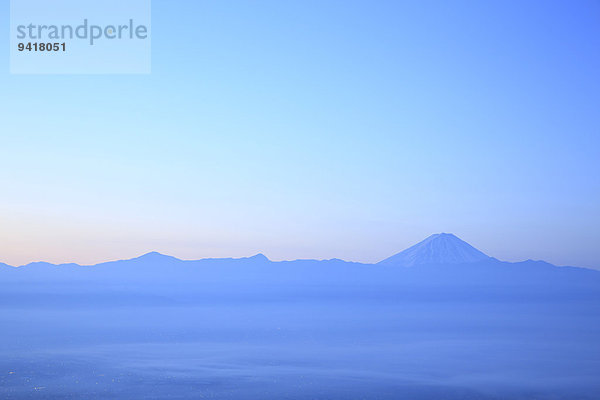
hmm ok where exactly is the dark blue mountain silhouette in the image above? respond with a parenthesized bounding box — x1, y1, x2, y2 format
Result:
(1, 233, 597, 293)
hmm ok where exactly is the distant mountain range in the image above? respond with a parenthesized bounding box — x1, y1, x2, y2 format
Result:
(0, 232, 575, 270)
(1, 233, 599, 309)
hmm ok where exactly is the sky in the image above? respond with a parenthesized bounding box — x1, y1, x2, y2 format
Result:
(0, 0, 599, 268)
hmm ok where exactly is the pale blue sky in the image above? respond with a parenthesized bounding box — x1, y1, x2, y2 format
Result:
(1, 0, 599, 268)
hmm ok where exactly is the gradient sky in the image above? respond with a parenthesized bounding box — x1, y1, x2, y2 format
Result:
(1, 0, 599, 268)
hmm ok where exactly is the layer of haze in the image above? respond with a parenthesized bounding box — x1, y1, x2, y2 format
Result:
(0, 0, 599, 268)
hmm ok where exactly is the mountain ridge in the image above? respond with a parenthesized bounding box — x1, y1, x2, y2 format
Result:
(0, 234, 595, 272)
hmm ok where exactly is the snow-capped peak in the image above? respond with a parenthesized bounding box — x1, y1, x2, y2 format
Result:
(378, 233, 490, 267)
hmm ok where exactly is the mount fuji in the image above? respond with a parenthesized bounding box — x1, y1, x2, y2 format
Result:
(378, 233, 491, 267)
